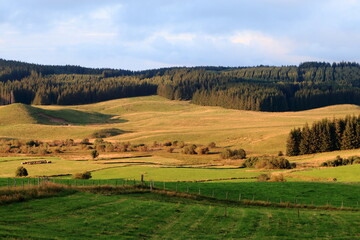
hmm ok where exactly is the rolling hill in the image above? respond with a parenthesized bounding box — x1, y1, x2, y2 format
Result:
(0, 95, 360, 156)
(0, 103, 122, 126)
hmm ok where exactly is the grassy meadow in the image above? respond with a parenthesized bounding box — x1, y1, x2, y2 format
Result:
(1, 95, 360, 155)
(0, 96, 360, 239)
(0, 190, 359, 240)
(292, 164, 360, 182)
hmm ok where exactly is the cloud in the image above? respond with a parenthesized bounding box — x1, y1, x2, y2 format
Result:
(230, 31, 292, 55)
(0, 0, 359, 69)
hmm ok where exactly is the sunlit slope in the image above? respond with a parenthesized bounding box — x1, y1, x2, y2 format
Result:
(0, 103, 120, 125)
(0, 103, 38, 125)
(1, 95, 360, 154)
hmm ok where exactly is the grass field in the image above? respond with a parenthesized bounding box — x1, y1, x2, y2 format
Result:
(1, 96, 360, 239)
(91, 166, 262, 181)
(162, 181, 360, 208)
(0, 191, 359, 239)
(291, 164, 360, 182)
(1, 178, 359, 208)
(1, 96, 360, 155)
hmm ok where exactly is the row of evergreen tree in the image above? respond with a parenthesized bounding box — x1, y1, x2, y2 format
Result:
(286, 115, 360, 156)
(0, 71, 156, 105)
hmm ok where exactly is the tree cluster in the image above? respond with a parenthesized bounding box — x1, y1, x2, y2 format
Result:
(287, 115, 360, 156)
(242, 156, 295, 169)
(320, 155, 360, 167)
(220, 148, 246, 159)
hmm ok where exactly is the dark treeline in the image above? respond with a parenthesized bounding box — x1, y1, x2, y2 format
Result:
(1, 59, 360, 110)
(156, 62, 360, 111)
(286, 115, 360, 156)
(0, 71, 156, 105)
(0, 59, 134, 81)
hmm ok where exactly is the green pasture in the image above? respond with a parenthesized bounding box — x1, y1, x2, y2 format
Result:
(91, 166, 262, 181)
(1, 178, 359, 208)
(0, 191, 359, 239)
(162, 181, 360, 208)
(293, 164, 360, 182)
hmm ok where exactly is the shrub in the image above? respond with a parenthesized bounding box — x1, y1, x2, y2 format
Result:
(270, 174, 286, 182)
(321, 155, 360, 167)
(255, 157, 292, 169)
(243, 156, 293, 169)
(91, 128, 124, 138)
(220, 148, 246, 159)
(233, 149, 246, 159)
(90, 150, 99, 159)
(138, 145, 148, 152)
(15, 166, 28, 177)
(73, 171, 92, 179)
(80, 138, 90, 145)
(257, 173, 270, 182)
(278, 151, 284, 156)
(220, 149, 233, 159)
(26, 140, 39, 147)
(65, 139, 75, 146)
(37, 148, 50, 155)
(178, 141, 185, 148)
(53, 148, 63, 153)
(96, 144, 106, 152)
(163, 141, 172, 146)
(195, 146, 209, 155)
(166, 147, 174, 153)
(181, 144, 197, 154)
(105, 143, 115, 152)
(208, 142, 216, 148)
(242, 157, 259, 168)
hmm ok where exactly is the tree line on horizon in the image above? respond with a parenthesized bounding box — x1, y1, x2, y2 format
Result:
(286, 115, 360, 156)
(1, 59, 360, 111)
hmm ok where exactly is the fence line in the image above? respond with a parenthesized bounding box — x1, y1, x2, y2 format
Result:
(1, 178, 359, 209)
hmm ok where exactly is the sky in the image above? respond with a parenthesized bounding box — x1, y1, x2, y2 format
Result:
(0, 0, 360, 70)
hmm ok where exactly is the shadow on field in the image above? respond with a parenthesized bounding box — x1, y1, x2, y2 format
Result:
(33, 108, 128, 125)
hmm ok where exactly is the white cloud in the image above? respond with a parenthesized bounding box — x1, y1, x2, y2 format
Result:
(0, 1, 360, 69)
(155, 31, 196, 42)
(230, 31, 293, 56)
(90, 4, 122, 20)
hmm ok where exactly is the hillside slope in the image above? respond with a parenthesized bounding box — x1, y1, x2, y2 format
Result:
(0, 103, 122, 125)
(0, 95, 356, 155)
(0, 104, 38, 125)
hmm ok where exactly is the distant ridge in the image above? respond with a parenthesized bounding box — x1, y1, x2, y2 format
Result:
(1, 59, 360, 112)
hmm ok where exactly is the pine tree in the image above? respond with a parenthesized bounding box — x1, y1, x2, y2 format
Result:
(286, 128, 301, 156)
(319, 120, 332, 152)
(341, 118, 357, 149)
(335, 118, 345, 150)
(299, 123, 311, 155)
